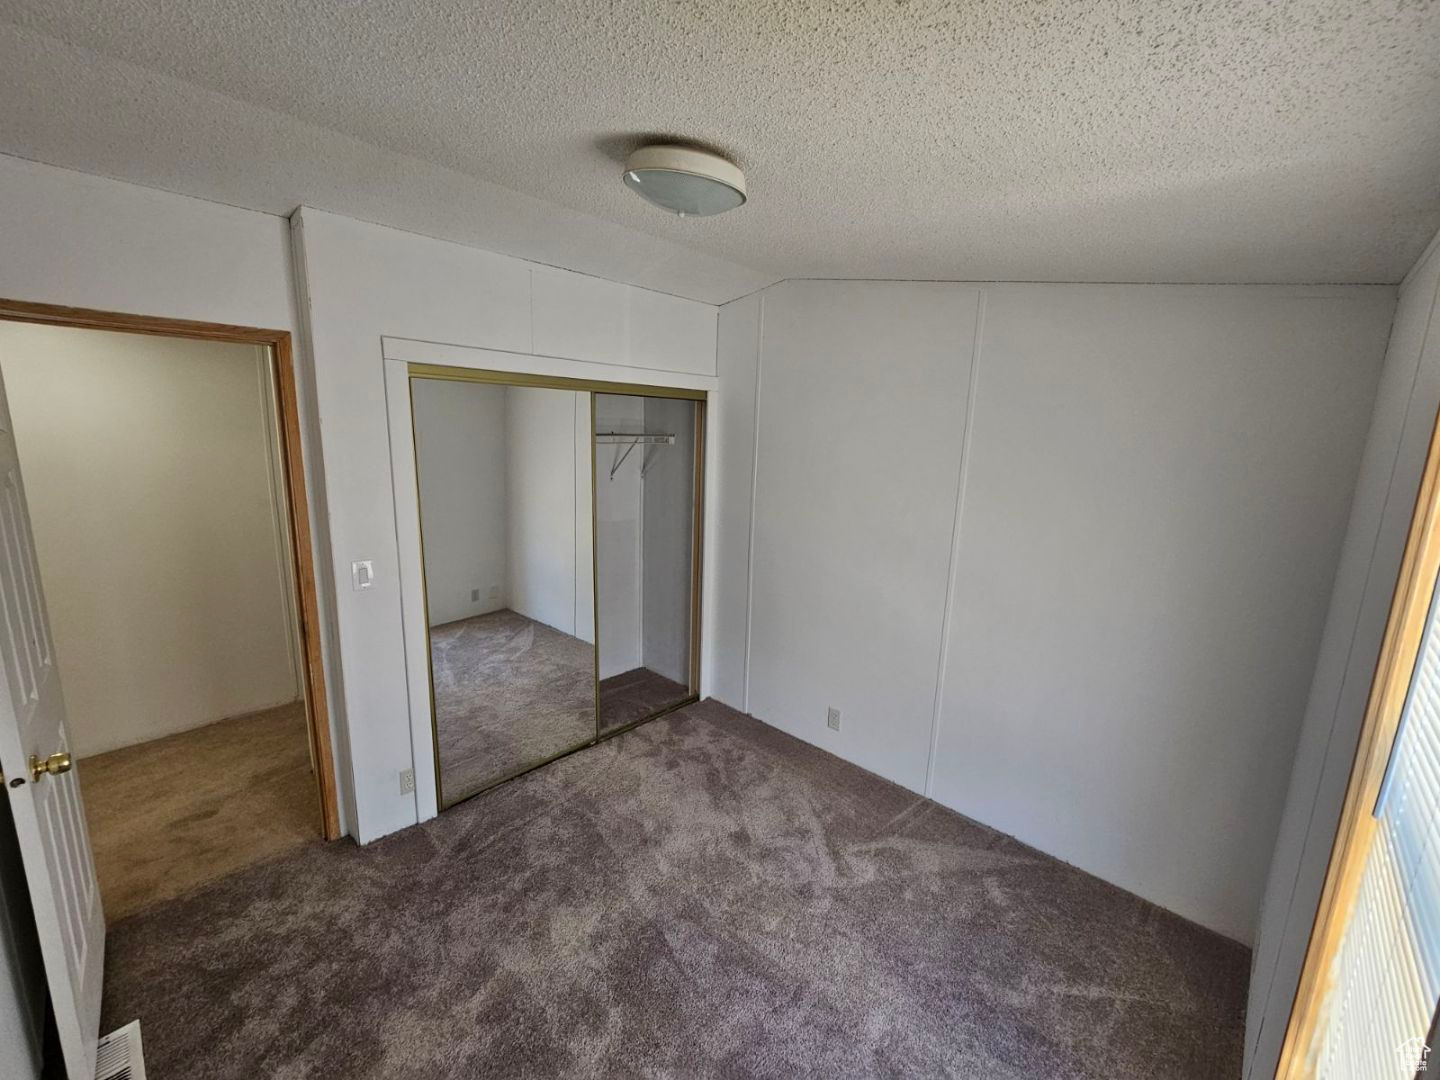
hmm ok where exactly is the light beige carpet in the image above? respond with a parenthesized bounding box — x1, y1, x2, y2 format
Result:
(80, 702, 319, 924)
(431, 609, 596, 805)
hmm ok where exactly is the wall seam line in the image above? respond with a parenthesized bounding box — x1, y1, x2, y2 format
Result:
(924, 289, 987, 799)
(527, 269, 536, 354)
(742, 292, 765, 715)
(380, 355, 425, 834)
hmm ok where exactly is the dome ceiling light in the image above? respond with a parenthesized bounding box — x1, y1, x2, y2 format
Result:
(622, 145, 746, 218)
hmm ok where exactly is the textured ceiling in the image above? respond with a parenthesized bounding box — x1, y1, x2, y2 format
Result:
(1, 1, 1439, 303)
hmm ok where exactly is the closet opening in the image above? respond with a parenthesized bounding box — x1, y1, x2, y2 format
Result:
(406, 366, 705, 810)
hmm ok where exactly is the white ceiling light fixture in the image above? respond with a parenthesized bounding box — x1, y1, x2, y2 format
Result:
(623, 145, 746, 218)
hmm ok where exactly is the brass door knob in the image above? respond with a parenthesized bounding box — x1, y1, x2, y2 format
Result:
(29, 751, 72, 782)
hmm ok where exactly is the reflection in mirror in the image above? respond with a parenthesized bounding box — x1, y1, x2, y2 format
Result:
(412, 378, 596, 807)
(594, 393, 699, 732)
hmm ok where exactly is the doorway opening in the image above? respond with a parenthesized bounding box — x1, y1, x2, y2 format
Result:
(0, 300, 339, 926)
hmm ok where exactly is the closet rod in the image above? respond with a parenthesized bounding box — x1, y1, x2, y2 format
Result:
(594, 432, 675, 444)
(597, 432, 677, 479)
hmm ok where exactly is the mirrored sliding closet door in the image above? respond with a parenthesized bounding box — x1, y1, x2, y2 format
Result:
(593, 393, 702, 732)
(412, 376, 597, 807)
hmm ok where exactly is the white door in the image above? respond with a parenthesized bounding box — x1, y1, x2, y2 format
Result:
(0, 368, 104, 1079)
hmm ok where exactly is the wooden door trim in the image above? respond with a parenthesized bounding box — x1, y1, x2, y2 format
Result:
(0, 298, 342, 841)
(1275, 401, 1440, 1077)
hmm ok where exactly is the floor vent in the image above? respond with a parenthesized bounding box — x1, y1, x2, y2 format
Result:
(95, 1019, 146, 1080)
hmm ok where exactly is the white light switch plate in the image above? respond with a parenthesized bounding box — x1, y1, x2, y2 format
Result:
(351, 560, 375, 591)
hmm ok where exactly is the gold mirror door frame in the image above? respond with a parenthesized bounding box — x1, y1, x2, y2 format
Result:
(407, 364, 705, 810)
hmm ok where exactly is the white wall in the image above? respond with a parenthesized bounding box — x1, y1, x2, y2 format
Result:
(715, 279, 1396, 943)
(641, 397, 696, 685)
(709, 295, 762, 708)
(0, 323, 301, 757)
(595, 393, 643, 677)
(936, 284, 1394, 943)
(744, 282, 979, 794)
(1244, 232, 1440, 1076)
(413, 379, 597, 637)
(573, 395, 595, 648)
(412, 379, 508, 627)
(295, 209, 717, 841)
(505, 386, 585, 635)
(0, 155, 298, 331)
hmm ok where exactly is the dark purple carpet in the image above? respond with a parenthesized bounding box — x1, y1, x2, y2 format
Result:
(101, 699, 1247, 1078)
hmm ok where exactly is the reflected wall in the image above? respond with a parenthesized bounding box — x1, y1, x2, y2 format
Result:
(413, 378, 595, 806)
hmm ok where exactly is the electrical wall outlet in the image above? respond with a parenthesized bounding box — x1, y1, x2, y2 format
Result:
(827, 707, 841, 732)
(471, 588, 480, 602)
(399, 768, 415, 795)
